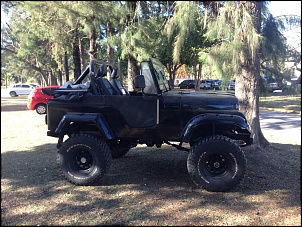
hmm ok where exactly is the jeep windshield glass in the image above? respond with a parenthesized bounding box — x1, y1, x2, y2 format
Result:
(141, 62, 158, 94)
(151, 58, 170, 92)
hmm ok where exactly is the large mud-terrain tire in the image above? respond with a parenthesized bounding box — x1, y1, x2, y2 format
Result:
(57, 133, 112, 185)
(187, 135, 246, 192)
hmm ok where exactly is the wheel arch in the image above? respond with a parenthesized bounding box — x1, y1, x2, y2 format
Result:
(54, 113, 115, 148)
(180, 113, 251, 144)
(34, 102, 46, 108)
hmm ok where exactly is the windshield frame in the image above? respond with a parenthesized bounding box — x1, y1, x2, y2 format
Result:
(149, 58, 170, 94)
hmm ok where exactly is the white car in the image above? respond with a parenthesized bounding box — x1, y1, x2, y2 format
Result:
(28, 83, 41, 88)
(200, 79, 213, 90)
(7, 84, 35, 97)
(227, 80, 236, 90)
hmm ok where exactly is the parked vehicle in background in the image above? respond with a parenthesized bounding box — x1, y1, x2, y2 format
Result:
(200, 79, 213, 90)
(174, 78, 187, 87)
(267, 82, 281, 92)
(282, 83, 301, 93)
(7, 84, 35, 97)
(27, 85, 60, 114)
(262, 76, 281, 92)
(211, 80, 222, 90)
(28, 83, 41, 88)
(179, 79, 195, 89)
(227, 80, 236, 90)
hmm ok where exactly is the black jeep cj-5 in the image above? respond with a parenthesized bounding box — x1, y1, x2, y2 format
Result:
(43, 58, 254, 192)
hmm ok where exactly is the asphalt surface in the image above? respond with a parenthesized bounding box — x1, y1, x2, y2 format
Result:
(260, 110, 301, 144)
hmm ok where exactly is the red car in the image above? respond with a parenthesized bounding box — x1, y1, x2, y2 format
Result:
(27, 85, 60, 114)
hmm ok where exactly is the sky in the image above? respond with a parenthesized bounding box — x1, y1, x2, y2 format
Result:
(268, 1, 301, 54)
(268, 1, 301, 17)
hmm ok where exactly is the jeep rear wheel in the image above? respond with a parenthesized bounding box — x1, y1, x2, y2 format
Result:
(57, 133, 112, 185)
(187, 135, 246, 192)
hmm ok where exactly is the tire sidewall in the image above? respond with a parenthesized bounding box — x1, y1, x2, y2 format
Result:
(35, 104, 47, 114)
(58, 134, 112, 185)
(10, 91, 17, 97)
(187, 136, 246, 192)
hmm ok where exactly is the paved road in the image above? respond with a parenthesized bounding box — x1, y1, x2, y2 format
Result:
(260, 110, 301, 145)
(1, 88, 10, 97)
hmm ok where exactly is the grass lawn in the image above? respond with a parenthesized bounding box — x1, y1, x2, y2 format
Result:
(259, 94, 301, 113)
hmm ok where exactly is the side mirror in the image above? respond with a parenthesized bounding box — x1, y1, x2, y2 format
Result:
(134, 75, 145, 89)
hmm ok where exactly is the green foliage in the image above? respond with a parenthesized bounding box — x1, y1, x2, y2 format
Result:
(204, 1, 261, 79)
(262, 14, 287, 70)
(1, 1, 298, 89)
(165, 1, 197, 64)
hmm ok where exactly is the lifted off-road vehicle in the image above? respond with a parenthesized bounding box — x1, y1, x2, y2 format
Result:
(44, 58, 254, 192)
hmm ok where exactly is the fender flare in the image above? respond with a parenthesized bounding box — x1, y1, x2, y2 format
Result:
(180, 113, 250, 143)
(55, 112, 115, 140)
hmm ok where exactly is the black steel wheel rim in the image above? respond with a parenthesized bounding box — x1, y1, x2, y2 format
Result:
(204, 153, 227, 176)
(72, 148, 94, 172)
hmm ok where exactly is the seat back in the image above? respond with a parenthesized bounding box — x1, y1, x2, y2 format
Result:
(96, 65, 119, 95)
(110, 68, 129, 95)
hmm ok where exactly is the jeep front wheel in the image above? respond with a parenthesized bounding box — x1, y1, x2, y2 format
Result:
(57, 133, 112, 185)
(187, 135, 246, 192)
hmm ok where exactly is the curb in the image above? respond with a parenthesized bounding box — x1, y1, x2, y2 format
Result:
(259, 107, 301, 115)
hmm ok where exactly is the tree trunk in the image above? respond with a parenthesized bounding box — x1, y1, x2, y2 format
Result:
(48, 71, 57, 86)
(127, 54, 139, 91)
(106, 22, 115, 78)
(167, 65, 175, 88)
(167, 64, 182, 88)
(73, 29, 81, 81)
(58, 69, 62, 86)
(89, 29, 97, 60)
(235, 64, 269, 148)
(118, 58, 123, 81)
(169, 69, 176, 88)
(167, 65, 174, 88)
(80, 39, 86, 73)
(106, 22, 114, 66)
(196, 63, 202, 90)
(73, 46, 81, 81)
(193, 55, 197, 90)
(235, 1, 269, 149)
(64, 51, 69, 82)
